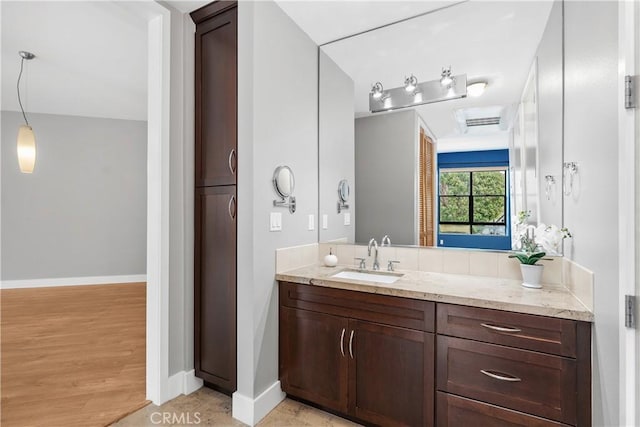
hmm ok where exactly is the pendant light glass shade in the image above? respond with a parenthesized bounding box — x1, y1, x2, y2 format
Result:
(17, 125, 36, 173)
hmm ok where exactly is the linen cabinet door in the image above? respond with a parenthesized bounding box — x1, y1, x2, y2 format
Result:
(280, 307, 349, 414)
(348, 320, 434, 427)
(195, 6, 237, 187)
(194, 186, 237, 392)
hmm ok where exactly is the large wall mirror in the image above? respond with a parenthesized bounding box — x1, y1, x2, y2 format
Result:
(318, 0, 564, 251)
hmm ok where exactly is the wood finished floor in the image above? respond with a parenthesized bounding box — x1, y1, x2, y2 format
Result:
(1, 283, 147, 427)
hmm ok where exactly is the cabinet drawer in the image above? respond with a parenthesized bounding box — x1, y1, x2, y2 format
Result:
(437, 392, 571, 427)
(437, 304, 577, 357)
(280, 282, 434, 332)
(437, 336, 576, 425)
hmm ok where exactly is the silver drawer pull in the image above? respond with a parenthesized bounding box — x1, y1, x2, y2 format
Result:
(228, 149, 237, 174)
(340, 328, 346, 357)
(480, 323, 522, 333)
(348, 330, 355, 359)
(480, 369, 522, 382)
(228, 195, 236, 220)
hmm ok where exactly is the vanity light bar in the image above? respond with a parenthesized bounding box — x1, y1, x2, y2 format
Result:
(369, 74, 467, 113)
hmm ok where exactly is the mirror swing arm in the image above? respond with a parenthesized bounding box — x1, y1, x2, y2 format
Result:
(274, 195, 296, 214)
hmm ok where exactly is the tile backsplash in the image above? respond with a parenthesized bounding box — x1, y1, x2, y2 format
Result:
(277, 243, 594, 312)
(275, 243, 318, 273)
(318, 243, 563, 284)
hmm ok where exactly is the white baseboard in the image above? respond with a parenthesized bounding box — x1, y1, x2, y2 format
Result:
(232, 381, 285, 426)
(166, 370, 204, 403)
(0, 274, 147, 289)
(167, 371, 185, 402)
(183, 369, 204, 395)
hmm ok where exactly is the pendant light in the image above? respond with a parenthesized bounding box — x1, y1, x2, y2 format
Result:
(16, 51, 36, 174)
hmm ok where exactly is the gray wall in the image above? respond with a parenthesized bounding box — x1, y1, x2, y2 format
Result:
(319, 51, 355, 244)
(1, 111, 147, 280)
(563, 2, 619, 425)
(237, 0, 318, 398)
(167, 6, 195, 377)
(536, 0, 564, 228)
(355, 110, 417, 245)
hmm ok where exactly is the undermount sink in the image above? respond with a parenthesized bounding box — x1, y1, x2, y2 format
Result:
(330, 269, 403, 284)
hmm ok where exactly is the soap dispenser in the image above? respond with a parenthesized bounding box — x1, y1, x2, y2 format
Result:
(324, 248, 338, 267)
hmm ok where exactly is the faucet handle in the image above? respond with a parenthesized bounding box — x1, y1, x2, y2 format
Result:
(387, 260, 400, 272)
(354, 257, 366, 270)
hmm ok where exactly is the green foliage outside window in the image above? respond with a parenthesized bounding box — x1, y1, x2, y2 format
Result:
(439, 170, 506, 235)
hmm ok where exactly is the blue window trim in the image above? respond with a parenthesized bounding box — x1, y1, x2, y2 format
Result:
(437, 149, 511, 250)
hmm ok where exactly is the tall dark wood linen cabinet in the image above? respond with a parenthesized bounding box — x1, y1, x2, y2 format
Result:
(191, 1, 238, 394)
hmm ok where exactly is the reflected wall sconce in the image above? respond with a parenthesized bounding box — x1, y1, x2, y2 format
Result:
(370, 82, 384, 100)
(16, 51, 36, 174)
(563, 162, 579, 196)
(404, 75, 418, 92)
(544, 175, 556, 200)
(440, 66, 453, 87)
(369, 67, 467, 113)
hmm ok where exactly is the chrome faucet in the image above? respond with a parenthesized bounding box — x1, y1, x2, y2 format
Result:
(381, 235, 391, 246)
(368, 238, 380, 271)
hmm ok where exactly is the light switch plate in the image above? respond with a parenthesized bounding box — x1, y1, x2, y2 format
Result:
(322, 214, 328, 230)
(270, 212, 282, 232)
(344, 213, 351, 226)
(308, 214, 315, 231)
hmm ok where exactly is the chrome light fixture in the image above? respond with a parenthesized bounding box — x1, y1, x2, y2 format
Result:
(404, 74, 418, 92)
(370, 82, 384, 99)
(467, 81, 488, 97)
(369, 68, 467, 113)
(440, 66, 453, 87)
(16, 51, 36, 174)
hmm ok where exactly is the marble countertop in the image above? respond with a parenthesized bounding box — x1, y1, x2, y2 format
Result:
(276, 264, 593, 322)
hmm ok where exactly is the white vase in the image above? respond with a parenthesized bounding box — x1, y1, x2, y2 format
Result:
(520, 264, 544, 289)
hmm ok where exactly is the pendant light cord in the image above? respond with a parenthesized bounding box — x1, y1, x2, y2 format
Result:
(17, 57, 29, 126)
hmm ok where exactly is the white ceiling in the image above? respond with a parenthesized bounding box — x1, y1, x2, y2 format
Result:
(318, 0, 555, 139)
(0, 0, 555, 131)
(1, 1, 148, 121)
(275, 0, 461, 45)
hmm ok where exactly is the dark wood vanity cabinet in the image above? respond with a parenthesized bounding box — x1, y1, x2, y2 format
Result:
(192, 1, 238, 393)
(278, 282, 592, 427)
(279, 282, 435, 426)
(437, 303, 591, 427)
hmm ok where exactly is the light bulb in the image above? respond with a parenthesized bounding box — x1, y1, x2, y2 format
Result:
(467, 82, 487, 97)
(404, 75, 418, 92)
(17, 125, 36, 173)
(440, 67, 453, 87)
(371, 82, 384, 99)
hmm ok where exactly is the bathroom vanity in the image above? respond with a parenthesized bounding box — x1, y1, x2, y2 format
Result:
(277, 266, 592, 427)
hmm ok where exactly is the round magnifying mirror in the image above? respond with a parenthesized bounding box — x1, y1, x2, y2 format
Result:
(273, 166, 295, 198)
(338, 179, 350, 202)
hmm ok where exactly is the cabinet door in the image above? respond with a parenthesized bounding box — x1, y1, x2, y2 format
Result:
(349, 320, 434, 426)
(280, 307, 349, 414)
(195, 186, 236, 391)
(195, 7, 237, 187)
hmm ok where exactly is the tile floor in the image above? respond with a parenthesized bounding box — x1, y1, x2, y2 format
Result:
(112, 387, 361, 427)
